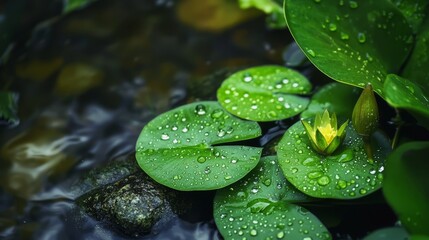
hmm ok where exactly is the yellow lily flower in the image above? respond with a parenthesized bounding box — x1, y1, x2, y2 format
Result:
(301, 110, 349, 155)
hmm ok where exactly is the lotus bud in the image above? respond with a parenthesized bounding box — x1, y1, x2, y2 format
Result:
(301, 110, 349, 155)
(352, 84, 379, 137)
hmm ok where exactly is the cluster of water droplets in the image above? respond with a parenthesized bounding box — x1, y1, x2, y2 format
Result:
(218, 67, 311, 121)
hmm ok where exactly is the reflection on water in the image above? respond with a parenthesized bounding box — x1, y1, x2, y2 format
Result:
(0, 0, 290, 239)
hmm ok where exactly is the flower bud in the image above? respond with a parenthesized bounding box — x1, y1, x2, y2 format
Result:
(352, 84, 379, 137)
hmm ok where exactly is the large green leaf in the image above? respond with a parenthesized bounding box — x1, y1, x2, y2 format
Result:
(284, 0, 413, 96)
(135, 101, 262, 191)
(402, 14, 429, 90)
(214, 156, 331, 240)
(389, 0, 429, 33)
(384, 74, 429, 129)
(383, 141, 429, 235)
(277, 121, 391, 199)
(217, 65, 311, 122)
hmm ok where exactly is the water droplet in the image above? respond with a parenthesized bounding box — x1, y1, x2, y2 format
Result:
(306, 49, 316, 57)
(161, 134, 170, 140)
(329, 23, 337, 31)
(204, 166, 211, 174)
(231, 158, 238, 164)
(182, 127, 189, 133)
(341, 32, 349, 40)
(307, 171, 323, 179)
(292, 168, 298, 173)
(277, 231, 285, 239)
(195, 104, 207, 115)
(337, 150, 353, 163)
(349, 0, 358, 8)
(250, 229, 258, 236)
(317, 176, 331, 186)
(302, 158, 317, 166)
(224, 175, 232, 180)
(359, 188, 367, 195)
(263, 178, 271, 186)
(251, 105, 258, 110)
(197, 156, 206, 163)
(243, 73, 253, 82)
(357, 32, 366, 43)
(337, 180, 347, 189)
(211, 109, 224, 119)
(217, 129, 226, 137)
(237, 191, 247, 198)
(267, 111, 277, 118)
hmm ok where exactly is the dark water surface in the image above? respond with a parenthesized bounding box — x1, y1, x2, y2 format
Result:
(0, 1, 296, 239)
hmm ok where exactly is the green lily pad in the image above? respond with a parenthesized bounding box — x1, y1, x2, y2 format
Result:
(384, 74, 429, 129)
(383, 141, 429, 235)
(389, 0, 429, 33)
(214, 156, 331, 240)
(363, 227, 409, 240)
(284, 0, 413, 96)
(0, 91, 19, 127)
(277, 121, 391, 199)
(301, 82, 360, 119)
(135, 101, 262, 191)
(217, 65, 312, 122)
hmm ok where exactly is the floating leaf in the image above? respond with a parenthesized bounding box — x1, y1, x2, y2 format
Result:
(363, 227, 409, 240)
(135, 101, 262, 191)
(384, 74, 429, 129)
(217, 65, 311, 121)
(284, 0, 413, 96)
(383, 141, 429, 235)
(277, 120, 391, 199)
(214, 156, 331, 240)
(0, 91, 19, 127)
(301, 82, 360, 119)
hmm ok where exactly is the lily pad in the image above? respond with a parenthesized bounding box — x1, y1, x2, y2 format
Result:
(301, 82, 360, 119)
(214, 156, 331, 240)
(383, 141, 429, 236)
(384, 74, 429, 129)
(284, 0, 413, 96)
(135, 101, 262, 191)
(277, 120, 391, 199)
(217, 65, 312, 121)
(0, 91, 19, 127)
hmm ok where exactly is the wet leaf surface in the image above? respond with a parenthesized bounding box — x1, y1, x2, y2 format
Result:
(383, 141, 429, 236)
(384, 74, 429, 130)
(217, 65, 311, 121)
(363, 226, 409, 240)
(136, 101, 262, 191)
(284, 0, 413, 96)
(277, 121, 391, 199)
(214, 156, 331, 240)
(389, 0, 429, 33)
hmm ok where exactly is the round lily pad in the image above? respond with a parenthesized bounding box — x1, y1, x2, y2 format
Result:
(217, 65, 311, 121)
(135, 101, 262, 191)
(277, 121, 391, 199)
(214, 156, 331, 240)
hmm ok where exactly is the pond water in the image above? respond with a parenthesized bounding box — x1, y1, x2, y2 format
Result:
(0, 1, 297, 239)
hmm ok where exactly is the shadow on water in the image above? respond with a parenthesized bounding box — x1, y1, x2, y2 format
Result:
(0, 0, 295, 239)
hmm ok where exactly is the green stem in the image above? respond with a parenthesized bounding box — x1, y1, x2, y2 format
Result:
(363, 136, 374, 164)
(391, 108, 403, 149)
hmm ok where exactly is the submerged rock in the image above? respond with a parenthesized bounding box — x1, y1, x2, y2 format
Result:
(76, 155, 187, 236)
